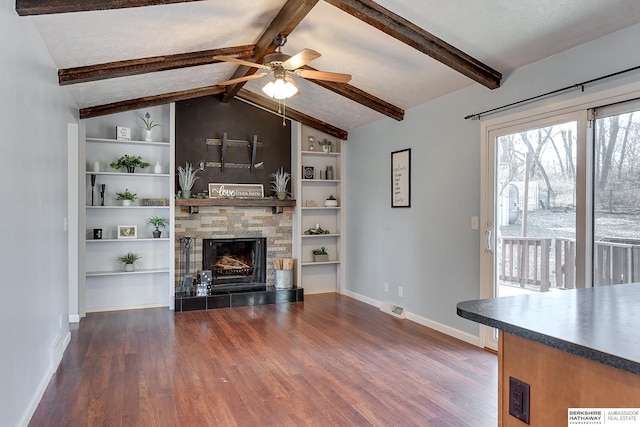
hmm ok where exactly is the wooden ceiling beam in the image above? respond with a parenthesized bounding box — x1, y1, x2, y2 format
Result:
(79, 85, 225, 119)
(324, 0, 502, 89)
(237, 89, 348, 140)
(58, 45, 256, 86)
(221, 0, 319, 102)
(15, 0, 203, 15)
(301, 66, 404, 121)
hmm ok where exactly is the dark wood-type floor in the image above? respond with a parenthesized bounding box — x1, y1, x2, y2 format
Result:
(30, 293, 497, 426)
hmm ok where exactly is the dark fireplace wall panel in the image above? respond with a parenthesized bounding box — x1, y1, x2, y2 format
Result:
(175, 96, 292, 196)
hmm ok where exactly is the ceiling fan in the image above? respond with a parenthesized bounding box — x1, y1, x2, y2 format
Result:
(214, 36, 352, 100)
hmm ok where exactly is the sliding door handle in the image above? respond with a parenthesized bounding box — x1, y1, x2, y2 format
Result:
(485, 229, 493, 253)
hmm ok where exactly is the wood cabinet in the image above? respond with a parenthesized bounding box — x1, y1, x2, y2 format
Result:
(293, 125, 345, 294)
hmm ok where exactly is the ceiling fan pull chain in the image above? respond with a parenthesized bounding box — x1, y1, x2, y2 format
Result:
(282, 98, 287, 126)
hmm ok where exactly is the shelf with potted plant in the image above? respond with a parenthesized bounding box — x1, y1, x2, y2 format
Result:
(86, 268, 171, 277)
(86, 171, 170, 177)
(86, 137, 169, 147)
(86, 238, 170, 243)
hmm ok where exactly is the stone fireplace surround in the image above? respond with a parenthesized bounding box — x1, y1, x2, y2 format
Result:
(173, 205, 302, 311)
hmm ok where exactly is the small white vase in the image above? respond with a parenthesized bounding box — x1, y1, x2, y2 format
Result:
(122, 200, 132, 206)
(124, 263, 134, 272)
(144, 129, 153, 142)
(322, 144, 331, 153)
(153, 162, 162, 174)
(324, 199, 338, 207)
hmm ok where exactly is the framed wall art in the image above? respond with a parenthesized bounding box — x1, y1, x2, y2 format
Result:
(391, 148, 411, 208)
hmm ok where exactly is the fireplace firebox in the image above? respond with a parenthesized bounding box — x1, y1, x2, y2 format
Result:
(202, 238, 267, 291)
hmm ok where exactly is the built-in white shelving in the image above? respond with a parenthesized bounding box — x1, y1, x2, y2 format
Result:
(293, 125, 345, 294)
(80, 106, 175, 313)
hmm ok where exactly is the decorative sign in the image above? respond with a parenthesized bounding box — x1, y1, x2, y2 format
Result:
(208, 183, 264, 198)
(141, 198, 168, 206)
(391, 148, 411, 208)
(116, 126, 131, 141)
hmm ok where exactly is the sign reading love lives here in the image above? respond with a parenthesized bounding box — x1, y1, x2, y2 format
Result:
(208, 183, 264, 198)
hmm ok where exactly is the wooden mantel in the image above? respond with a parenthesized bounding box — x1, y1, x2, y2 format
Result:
(175, 198, 296, 214)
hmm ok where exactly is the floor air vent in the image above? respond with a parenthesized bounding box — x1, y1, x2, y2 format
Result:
(380, 302, 407, 319)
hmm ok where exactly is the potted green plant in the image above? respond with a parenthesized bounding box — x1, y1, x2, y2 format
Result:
(116, 188, 137, 206)
(147, 216, 168, 238)
(321, 138, 332, 153)
(110, 154, 151, 173)
(312, 247, 329, 262)
(141, 112, 160, 141)
(324, 195, 338, 207)
(270, 167, 291, 200)
(177, 162, 199, 198)
(117, 252, 141, 272)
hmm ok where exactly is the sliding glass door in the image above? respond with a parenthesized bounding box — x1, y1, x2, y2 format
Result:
(481, 111, 588, 349)
(593, 103, 640, 285)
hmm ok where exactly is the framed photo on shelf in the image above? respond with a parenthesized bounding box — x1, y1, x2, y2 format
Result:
(117, 225, 137, 239)
(303, 166, 315, 180)
(391, 148, 411, 208)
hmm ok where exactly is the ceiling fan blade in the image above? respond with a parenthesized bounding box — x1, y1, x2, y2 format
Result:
(217, 74, 266, 86)
(213, 55, 269, 69)
(282, 49, 321, 70)
(296, 69, 352, 83)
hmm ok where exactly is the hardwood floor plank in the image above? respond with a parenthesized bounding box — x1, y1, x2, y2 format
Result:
(29, 293, 497, 426)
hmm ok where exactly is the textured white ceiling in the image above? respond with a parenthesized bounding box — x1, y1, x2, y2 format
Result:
(28, 0, 640, 131)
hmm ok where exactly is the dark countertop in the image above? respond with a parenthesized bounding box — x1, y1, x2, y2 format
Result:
(457, 283, 640, 376)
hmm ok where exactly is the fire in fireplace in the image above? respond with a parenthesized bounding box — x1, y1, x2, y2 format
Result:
(202, 238, 267, 290)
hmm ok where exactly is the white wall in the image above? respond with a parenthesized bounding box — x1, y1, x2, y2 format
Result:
(346, 22, 640, 339)
(0, 4, 78, 427)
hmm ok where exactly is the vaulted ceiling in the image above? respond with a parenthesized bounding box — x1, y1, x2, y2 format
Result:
(18, 0, 640, 139)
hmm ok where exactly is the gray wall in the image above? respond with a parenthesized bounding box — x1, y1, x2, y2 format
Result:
(0, 5, 78, 427)
(345, 22, 640, 338)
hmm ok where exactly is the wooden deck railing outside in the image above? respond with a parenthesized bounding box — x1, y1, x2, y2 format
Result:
(501, 236, 640, 291)
(499, 237, 552, 291)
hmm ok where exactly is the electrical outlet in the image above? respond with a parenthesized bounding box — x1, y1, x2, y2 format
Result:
(509, 376, 530, 424)
(398, 286, 403, 298)
(384, 282, 389, 292)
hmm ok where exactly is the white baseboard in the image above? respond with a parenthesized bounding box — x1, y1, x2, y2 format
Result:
(342, 290, 481, 347)
(342, 289, 382, 308)
(19, 330, 71, 427)
(85, 302, 169, 313)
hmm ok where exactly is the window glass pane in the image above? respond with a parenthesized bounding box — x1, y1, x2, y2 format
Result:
(496, 121, 577, 296)
(593, 110, 640, 285)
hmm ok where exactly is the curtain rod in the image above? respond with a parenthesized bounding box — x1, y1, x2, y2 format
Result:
(464, 64, 640, 120)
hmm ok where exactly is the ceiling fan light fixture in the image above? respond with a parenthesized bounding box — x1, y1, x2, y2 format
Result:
(262, 77, 298, 100)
